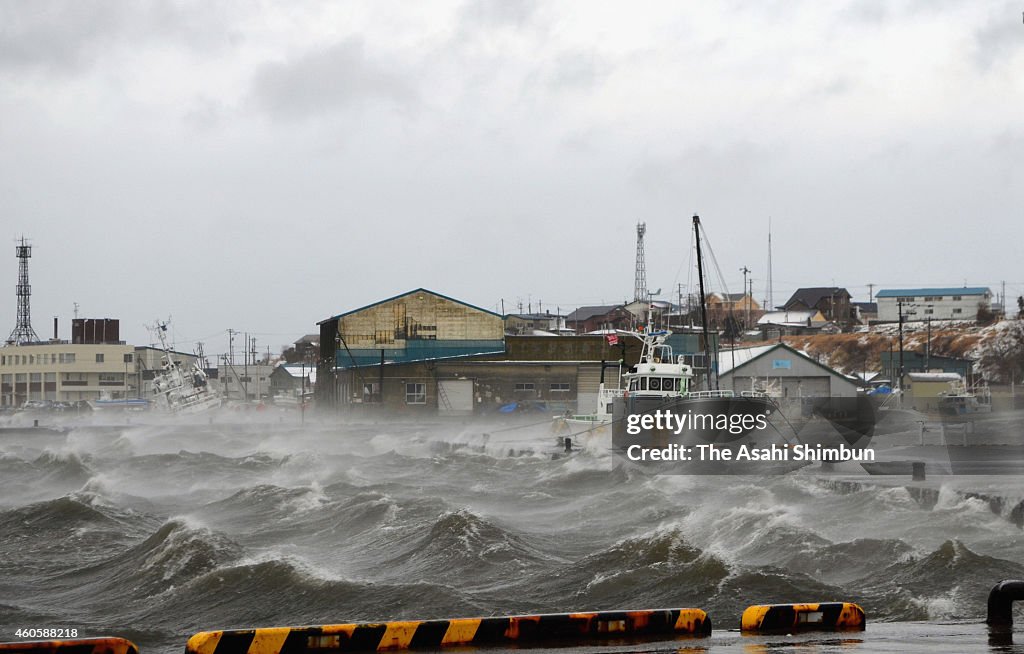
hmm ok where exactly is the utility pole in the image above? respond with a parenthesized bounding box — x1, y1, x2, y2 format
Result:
(243, 332, 249, 402)
(867, 283, 875, 303)
(898, 300, 906, 389)
(925, 317, 931, 370)
(251, 336, 259, 402)
(740, 266, 751, 328)
(748, 278, 754, 329)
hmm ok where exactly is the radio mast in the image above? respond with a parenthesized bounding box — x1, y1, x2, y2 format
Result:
(634, 222, 647, 303)
(7, 237, 40, 345)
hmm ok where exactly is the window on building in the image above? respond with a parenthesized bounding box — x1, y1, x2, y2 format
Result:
(362, 382, 380, 403)
(405, 382, 426, 404)
(514, 383, 535, 392)
(953, 308, 963, 314)
(952, 296, 962, 301)
(550, 383, 570, 392)
(924, 309, 933, 315)
(96, 353, 105, 363)
(30, 373, 41, 382)
(123, 353, 133, 363)
(65, 353, 75, 363)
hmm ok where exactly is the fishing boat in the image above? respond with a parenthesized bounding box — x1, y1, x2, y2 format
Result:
(148, 320, 223, 414)
(608, 215, 792, 472)
(938, 379, 992, 416)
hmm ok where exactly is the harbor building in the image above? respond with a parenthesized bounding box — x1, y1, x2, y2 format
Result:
(317, 289, 657, 414)
(318, 288, 506, 409)
(269, 363, 316, 400)
(718, 342, 860, 398)
(875, 287, 993, 322)
(0, 342, 137, 406)
(217, 362, 273, 402)
(0, 340, 210, 407)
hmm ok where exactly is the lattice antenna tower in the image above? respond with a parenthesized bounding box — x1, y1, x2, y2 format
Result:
(7, 237, 40, 345)
(634, 222, 647, 303)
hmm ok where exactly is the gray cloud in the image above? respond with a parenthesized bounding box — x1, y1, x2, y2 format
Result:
(457, 0, 539, 30)
(0, 1, 125, 73)
(841, 0, 889, 25)
(0, 1, 236, 75)
(973, 4, 1023, 71)
(547, 51, 609, 91)
(249, 38, 419, 121)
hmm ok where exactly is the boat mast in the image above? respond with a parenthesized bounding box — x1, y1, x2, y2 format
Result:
(693, 214, 713, 390)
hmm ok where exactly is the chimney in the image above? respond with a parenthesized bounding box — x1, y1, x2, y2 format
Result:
(53, 317, 58, 340)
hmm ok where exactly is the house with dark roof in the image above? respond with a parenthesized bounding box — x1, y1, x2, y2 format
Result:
(783, 287, 853, 325)
(565, 305, 633, 334)
(852, 302, 878, 324)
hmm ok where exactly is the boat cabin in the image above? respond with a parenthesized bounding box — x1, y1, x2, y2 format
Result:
(624, 336, 693, 397)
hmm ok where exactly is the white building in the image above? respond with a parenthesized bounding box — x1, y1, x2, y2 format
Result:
(0, 342, 137, 406)
(216, 363, 273, 402)
(875, 287, 992, 322)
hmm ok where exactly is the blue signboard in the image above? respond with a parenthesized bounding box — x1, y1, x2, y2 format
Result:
(772, 359, 792, 370)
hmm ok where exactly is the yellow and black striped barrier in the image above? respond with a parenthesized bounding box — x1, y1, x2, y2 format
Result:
(0, 638, 138, 654)
(186, 608, 710, 653)
(741, 603, 864, 633)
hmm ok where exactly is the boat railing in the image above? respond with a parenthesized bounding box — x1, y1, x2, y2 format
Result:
(740, 390, 769, 398)
(685, 390, 736, 399)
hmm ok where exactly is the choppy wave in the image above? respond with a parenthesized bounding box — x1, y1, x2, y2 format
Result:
(2, 419, 1023, 654)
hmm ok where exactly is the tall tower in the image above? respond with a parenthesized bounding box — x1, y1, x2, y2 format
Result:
(7, 237, 40, 345)
(634, 222, 647, 304)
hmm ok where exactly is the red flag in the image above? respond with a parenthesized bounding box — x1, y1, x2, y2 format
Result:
(606, 333, 619, 345)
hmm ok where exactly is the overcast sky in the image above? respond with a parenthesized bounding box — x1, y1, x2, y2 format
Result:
(2, 1, 1022, 356)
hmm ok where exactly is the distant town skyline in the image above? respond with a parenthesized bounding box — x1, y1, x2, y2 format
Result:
(2, 1, 1022, 357)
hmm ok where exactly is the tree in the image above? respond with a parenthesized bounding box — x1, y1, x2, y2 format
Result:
(1017, 295, 1023, 319)
(977, 302, 997, 326)
(977, 321, 1024, 383)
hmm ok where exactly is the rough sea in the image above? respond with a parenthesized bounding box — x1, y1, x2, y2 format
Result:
(2, 413, 1023, 654)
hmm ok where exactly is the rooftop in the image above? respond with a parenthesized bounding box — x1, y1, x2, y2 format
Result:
(876, 287, 991, 298)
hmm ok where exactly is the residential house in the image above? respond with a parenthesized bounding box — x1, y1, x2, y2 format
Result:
(706, 292, 763, 329)
(783, 287, 853, 325)
(565, 305, 634, 334)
